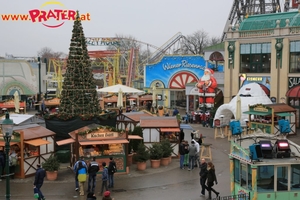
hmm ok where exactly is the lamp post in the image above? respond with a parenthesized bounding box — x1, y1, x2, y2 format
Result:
(1, 111, 14, 200)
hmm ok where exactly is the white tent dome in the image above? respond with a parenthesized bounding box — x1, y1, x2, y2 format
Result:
(214, 83, 272, 126)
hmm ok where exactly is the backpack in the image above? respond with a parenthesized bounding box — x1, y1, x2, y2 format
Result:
(112, 164, 117, 173)
(10, 155, 17, 166)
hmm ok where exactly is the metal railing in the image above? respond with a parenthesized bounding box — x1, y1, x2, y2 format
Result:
(212, 192, 250, 200)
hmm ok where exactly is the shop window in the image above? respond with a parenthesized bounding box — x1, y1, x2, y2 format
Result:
(240, 43, 271, 73)
(289, 53, 300, 73)
(241, 163, 248, 188)
(291, 164, 300, 190)
(234, 159, 240, 183)
(24, 144, 39, 158)
(247, 165, 252, 190)
(276, 166, 288, 191)
(257, 165, 274, 192)
(79, 144, 125, 157)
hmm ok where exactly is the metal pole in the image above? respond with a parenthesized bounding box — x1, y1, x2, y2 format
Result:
(38, 57, 41, 102)
(4, 134, 11, 200)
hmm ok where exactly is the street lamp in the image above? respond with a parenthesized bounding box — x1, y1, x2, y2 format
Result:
(1, 111, 14, 200)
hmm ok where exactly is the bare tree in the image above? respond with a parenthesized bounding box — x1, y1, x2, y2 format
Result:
(37, 47, 67, 72)
(37, 47, 66, 61)
(182, 30, 222, 55)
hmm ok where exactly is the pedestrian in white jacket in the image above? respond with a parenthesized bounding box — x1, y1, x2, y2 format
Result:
(192, 139, 200, 167)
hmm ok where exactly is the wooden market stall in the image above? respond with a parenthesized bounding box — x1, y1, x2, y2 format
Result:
(0, 100, 26, 113)
(139, 116, 180, 157)
(56, 124, 130, 173)
(44, 98, 60, 112)
(229, 132, 300, 200)
(0, 124, 55, 178)
(243, 103, 297, 135)
(116, 111, 154, 131)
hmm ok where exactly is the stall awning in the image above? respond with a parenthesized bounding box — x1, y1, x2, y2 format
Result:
(243, 111, 271, 116)
(79, 139, 129, 146)
(56, 138, 76, 146)
(24, 139, 50, 146)
(276, 112, 293, 117)
(0, 141, 18, 147)
(160, 128, 181, 132)
(128, 135, 143, 140)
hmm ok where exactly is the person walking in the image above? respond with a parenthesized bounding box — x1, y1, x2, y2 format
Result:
(188, 140, 197, 171)
(205, 162, 219, 199)
(192, 139, 200, 168)
(33, 164, 46, 200)
(77, 161, 88, 196)
(87, 157, 99, 193)
(199, 158, 208, 197)
(179, 140, 186, 169)
(107, 157, 117, 188)
(100, 162, 108, 196)
(73, 157, 88, 191)
(183, 140, 189, 169)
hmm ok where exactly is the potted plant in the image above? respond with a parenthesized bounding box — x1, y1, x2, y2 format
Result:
(133, 143, 150, 171)
(149, 143, 163, 168)
(130, 126, 143, 164)
(160, 139, 173, 166)
(42, 155, 60, 181)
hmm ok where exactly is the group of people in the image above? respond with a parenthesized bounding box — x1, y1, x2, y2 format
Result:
(73, 156, 117, 199)
(33, 156, 117, 200)
(0, 146, 19, 181)
(179, 139, 201, 170)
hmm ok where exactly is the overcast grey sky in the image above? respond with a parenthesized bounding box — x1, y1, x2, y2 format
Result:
(0, 0, 233, 57)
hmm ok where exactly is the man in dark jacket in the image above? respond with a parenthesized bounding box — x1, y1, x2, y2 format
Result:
(179, 140, 186, 169)
(87, 157, 99, 193)
(33, 164, 46, 200)
(199, 158, 208, 196)
(107, 157, 117, 188)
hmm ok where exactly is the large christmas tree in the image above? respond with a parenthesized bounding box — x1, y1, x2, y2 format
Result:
(59, 11, 100, 119)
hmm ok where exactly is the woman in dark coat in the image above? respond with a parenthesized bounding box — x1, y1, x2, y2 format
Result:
(205, 162, 219, 199)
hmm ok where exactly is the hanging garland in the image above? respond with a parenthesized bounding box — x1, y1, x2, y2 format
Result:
(77, 125, 126, 136)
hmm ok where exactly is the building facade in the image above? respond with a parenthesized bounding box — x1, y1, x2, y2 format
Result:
(224, 11, 300, 128)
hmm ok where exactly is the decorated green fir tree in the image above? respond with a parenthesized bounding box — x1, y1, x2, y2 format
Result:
(59, 11, 100, 119)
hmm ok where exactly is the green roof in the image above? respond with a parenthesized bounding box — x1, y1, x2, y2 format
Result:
(204, 42, 224, 51)
(239, 11, 300, 31)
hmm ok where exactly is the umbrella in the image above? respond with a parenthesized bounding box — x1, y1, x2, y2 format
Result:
(14, 91, 20, 113)
(152, 85, 156, 108)
(97, 84, 144, 94)
(117, 88, 123, 108)
(236, 95, 241, 120)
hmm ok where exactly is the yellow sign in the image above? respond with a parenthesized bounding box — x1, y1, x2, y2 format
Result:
(254, 106, 268, 112)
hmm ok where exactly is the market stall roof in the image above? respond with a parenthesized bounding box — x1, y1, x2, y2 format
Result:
(69, 123, 100, 139)
(122, 111, 153, 122)
(79, 139, 129, 145)
(140, 117, 179, 128)
(24, 138, 50, 146)
(97, 84, 145, 94)
(180, 124, 193, 130)
(56, 138, 76, 146)
(263, 103, 296, 113)
(1, 114, 35, 125)
(128, 135, 143, 140)
(13, 124, 55, 140)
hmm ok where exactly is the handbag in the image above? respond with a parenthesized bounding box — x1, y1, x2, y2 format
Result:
(33, 187, 39, 199)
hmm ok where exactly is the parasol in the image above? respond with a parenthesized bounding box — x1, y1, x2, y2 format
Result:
(14, 91, 20, 113)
